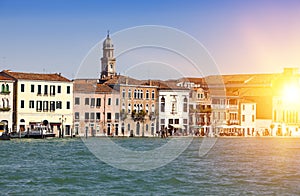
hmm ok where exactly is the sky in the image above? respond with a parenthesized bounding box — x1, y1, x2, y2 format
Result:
(1, 0, 300, 79)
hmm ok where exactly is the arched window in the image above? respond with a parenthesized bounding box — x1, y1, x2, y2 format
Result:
(151, 123, 155, 135)
(146, 90, 149, 99)
(128, 89, 132, 99)
(122, 103, 125, 112)
(146, 104, 149, 113)
(183, 97, 188, 112)
(134, 89, 137, 99)
(137, 90, 140, 99)
(128, 103, 131, 113)
(140, 90, 143, 99)
(6, 84, 9, 92)
(152, 90, 155, 100)
(146, 124, 149, 132)
(160, 97, 165, 112)
(1, 84, 4, 92)
(151, 104, 155, 113)
(122, 89, 126, 98)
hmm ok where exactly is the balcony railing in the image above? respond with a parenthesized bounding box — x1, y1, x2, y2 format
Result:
(0, 91, 10, 95)
(0, 107, 11, 112)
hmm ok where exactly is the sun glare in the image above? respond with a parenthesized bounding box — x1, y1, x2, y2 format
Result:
(283, 85, 300, 104)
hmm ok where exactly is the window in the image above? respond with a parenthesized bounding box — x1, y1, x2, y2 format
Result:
(116, 98, 119, 105)
(66, 101, 70, 109)
(160, 97, 165, 112)
(31, 85, 34, 93)
(85, 112, 89, 121)
(243, 105, 245, 110)
(91, 98, 95, 107)
(21, 84, 25, 92)
(44, 85, 48, 95)
(37, 101, 42, 112)
(122, 89, 125, 98)
(183, 119, 188, 124)
(50, 85, 55, 96)
(107, 113, 111, 121)
(43, 101, 48, 112)
(146, 104, 149, 113)
(29, 100, 34, 108)
(137, 90, 140, 99)
(183, 97, 188, 112)
(146, 124, 149, 132)
(115, 113, 120, 120)
(140, 90, 143, 99)
(56, 101, 62, 109)
(50, 101, 55, 111)
(85, 98, 89, 105)
(57, 86, 61, 93)
(75, 112, 80, 120)
(134, 89, 137, 99)
(90, 113, 95, 121)
(169, 119, 174, 125)
(96, 113, 100, 121)
(96, 98, 101, 107)
(252, 105, 255, 110)
(146, 90, 149, 99)
(108, 98, 111, 105)
(20, 100, 25, 108)
(67, 86, 71, 94)
(242, 115, 245, 122)
(75, 97, 80, 105)
(152, 90, 155, 100)
(161, 119, 165, 124)
(175, 119, 179, 124)
(151, 123, 155, 135)
(128, 89, 132, 99)
(128, 104, 131, 114)
(1, 84, 4, 92)
(37, 85, 42, 95)
(252, 115, 255, 122)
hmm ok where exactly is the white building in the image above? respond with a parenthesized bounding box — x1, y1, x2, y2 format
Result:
(0, 75, 14, 134)
(0, 70, 73, 137)
(158, 87, 190, 136)
(240, 102, 256, 136)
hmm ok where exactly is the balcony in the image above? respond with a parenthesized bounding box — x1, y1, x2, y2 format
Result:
(0, 107, 11, 112)
(0, 91, 10, 95)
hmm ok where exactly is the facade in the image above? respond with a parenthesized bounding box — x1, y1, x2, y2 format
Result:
(119, 83, 158, 137)
(240, 102, 256, 136)
(0, 70, 73, 137)
(158, 87, 190, 136)
(0, 75, 14, 134)
(73, 79, 120, 137)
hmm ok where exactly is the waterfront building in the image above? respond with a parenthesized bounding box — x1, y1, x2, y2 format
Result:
(0, 70, 73, 136)
(0, 75, 14, 133)
(240, 101, 256, 136)
(158, 84, 190, 136)
(73, 79, 120, 137)
(271, 68, 300, 136)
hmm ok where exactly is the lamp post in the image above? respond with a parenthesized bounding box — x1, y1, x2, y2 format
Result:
(59, 115, 66, 138)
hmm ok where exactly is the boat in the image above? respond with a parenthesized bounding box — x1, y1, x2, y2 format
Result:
(0, 133, 10, 140)
(25, 125, 56, 139)
(0, 122, 10, 140)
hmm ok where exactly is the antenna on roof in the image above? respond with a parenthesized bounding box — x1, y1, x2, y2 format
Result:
(107, 30, 110, 38)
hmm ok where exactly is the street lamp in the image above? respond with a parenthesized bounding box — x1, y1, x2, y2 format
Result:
(59, 115, 66, 138)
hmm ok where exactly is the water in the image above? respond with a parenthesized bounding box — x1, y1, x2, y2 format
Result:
(1, 137, 300, 195)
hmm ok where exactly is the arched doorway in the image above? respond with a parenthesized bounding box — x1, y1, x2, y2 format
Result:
(136, 122, 140, 136)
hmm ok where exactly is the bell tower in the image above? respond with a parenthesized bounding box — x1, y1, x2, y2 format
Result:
(101, 31, 116, 78)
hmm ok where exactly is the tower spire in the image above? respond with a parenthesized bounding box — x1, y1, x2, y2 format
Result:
(107, 30, 110, 38)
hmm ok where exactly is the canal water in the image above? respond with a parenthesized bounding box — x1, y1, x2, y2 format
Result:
(1, 137, 300, 195)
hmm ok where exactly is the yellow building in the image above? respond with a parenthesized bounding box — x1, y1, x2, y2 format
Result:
(0, 70, 73, 137)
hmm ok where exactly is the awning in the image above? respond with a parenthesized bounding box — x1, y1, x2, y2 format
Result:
(170, 124, 183, 129)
